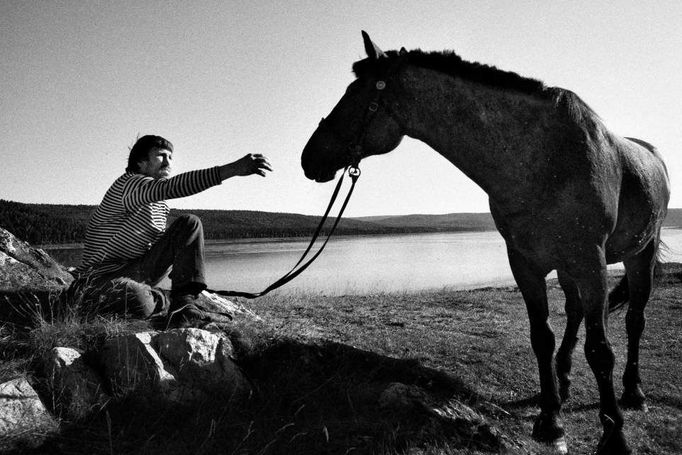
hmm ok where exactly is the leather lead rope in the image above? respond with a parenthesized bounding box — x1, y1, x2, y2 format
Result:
(206, 166, 360, 299)
(208, 75, 387, 299)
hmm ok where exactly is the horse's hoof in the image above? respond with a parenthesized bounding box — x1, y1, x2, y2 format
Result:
(536, 436, 569, 454)
(532, 412, 565, 443)
(549, 436, 568, 454)
(595, 415, 631, 455)
(620, 389, 648, 412)
(595, 433, 631, 455)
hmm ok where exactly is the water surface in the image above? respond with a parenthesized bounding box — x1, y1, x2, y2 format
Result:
(46, 229, 682, 295)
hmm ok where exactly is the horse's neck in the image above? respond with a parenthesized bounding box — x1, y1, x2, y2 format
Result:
(394, 67, 570, 210)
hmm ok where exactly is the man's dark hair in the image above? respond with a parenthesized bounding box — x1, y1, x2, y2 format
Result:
(126, 135, 174, 173)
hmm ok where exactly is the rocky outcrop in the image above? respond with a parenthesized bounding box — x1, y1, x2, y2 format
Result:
(100, 328, 251, 402)
(1, 327, 253, 446)
(378, 382, 502, 451)
(100, 331, 177, 398)
(0, 228, 259, 445)
(43, 347, 109, 420)
(154, 328, 250, 397)
(0, 377, 58, 450)
(0, 227, 73, 292)
(197, 291, 262, 322)
(0, 227, 73, 324)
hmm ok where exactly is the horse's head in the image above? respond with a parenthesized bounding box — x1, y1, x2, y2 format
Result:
(301, 31, 405, 182)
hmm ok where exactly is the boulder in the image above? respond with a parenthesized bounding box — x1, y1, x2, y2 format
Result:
(0, 377, 58, 449)
(0, 227, 73, 291)
(99, 332, 178, 399)
(43, 347, 108, 419)
(378, 382, 503, 452)
(98, 329, 252, 404)
(0, 227, 73, 324)
(378, 382, 432, 410)
(198, 291, 262, 322)
(153, 328, 251, 400)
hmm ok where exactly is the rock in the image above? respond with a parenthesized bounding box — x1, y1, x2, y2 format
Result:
(0, 377, 58, 449)
(43, 347, 108, 419)
(99, 329, 250, 403)
(429, 398, 503, 452)
(198, 291, 262, 322)
(378, 382, 503, 452)
(0, 227, 73, 291)
(0, 227, 73, 325)
(99, 332, 178, 399)
(430, 398, 487, 424)
(378, 382, 431, 410)
(153, 328, 251, 400)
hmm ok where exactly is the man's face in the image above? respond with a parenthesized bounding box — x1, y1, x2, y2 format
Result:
(138, 148, 173, 179)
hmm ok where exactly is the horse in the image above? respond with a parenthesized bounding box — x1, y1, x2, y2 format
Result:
(301, 32, 670, 454)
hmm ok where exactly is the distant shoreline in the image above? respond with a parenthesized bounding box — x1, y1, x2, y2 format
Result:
(38, 225, 682, 250)
(5, 199, 681, 246)
(38, 228, 500, 250)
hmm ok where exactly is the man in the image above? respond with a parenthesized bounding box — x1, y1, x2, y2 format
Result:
(73, 135, 272, 326)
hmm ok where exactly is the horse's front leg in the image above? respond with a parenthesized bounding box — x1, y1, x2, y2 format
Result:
(568, 246, 631, 455)
(507, 248, 566, 453)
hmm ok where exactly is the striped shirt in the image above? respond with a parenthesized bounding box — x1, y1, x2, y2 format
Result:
(76, 167, 222, 277)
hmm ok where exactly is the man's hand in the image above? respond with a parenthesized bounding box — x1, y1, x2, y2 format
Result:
(219, 154, 273, 180)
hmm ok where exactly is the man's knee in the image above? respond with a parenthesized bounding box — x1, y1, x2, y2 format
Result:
(175, 213, 203, 233)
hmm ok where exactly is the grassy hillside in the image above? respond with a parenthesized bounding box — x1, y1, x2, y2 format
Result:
(2, 265, 680, 454)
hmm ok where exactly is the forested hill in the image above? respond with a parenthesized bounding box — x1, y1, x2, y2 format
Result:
(0, 200, 495, 245)
(1, 199, 681, 246)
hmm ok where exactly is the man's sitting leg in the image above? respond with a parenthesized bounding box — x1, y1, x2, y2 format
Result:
(79, 214, 212, 326)
(137, 214, 212, 327)
(76, 277, 168, 319)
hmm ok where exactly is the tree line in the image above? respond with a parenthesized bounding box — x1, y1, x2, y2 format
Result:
(4, 199, 678, 246)
(0, 200, 405, 245)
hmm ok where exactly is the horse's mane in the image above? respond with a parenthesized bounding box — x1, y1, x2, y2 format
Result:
(353, 49, 600, 126)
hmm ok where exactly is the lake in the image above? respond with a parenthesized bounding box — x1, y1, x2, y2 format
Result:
(46, 228, 682, 296)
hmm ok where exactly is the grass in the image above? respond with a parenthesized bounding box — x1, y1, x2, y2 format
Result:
(1, 265, 681, 454)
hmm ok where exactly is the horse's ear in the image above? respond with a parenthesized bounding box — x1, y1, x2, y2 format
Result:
(399, 47, 407, 56)
(362, 30, 387, 59)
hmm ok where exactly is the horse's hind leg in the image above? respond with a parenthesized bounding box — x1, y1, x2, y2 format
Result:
(620, 236, 658, 411)
(555, 271, 583, 403)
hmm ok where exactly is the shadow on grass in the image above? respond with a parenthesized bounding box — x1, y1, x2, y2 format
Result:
(8, 337, 507, 455)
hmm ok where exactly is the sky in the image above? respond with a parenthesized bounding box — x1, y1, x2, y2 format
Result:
(2, 0, 681, 217)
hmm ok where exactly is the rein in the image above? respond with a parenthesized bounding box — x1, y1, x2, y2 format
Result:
(207, 72, 394, 299)
(206, 165, 360, 299)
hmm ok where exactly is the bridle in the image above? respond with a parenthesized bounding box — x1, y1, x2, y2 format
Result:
(317, 78, 390, 176)
(207, 77, 392, 299)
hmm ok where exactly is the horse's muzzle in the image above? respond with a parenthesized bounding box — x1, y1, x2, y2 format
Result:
(301, 126, 343, 182)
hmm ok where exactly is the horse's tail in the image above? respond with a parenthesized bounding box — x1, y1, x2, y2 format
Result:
(608, 275, 630, 313)
(608, 240, 668, 313)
